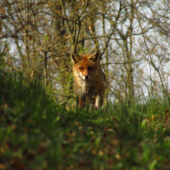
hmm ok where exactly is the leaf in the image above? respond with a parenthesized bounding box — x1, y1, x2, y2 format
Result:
(98, 150, 104, 156)
(0, 163, 5, 169)
(0, 146, 5, 154)
(112, 137, 119, 146)
(151, 115, 156, 120)
(149, 159, 157, 170)
(0, 7, 5, 15)
(27, 35, 32, 41)
(44, 35, 49, 40)
(12, 157, 25, 170)
(115, 153, 121, 159)
(53, 116, 60, 124)
(0, 52, 6, 57)
(94, 135, 102, 146)
(141, 119, 148, 127)
(164, 109, 169, 124)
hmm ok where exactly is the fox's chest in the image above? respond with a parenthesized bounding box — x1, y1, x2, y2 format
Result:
(81, 81, 91, 93)
(76, 80, 96, 97)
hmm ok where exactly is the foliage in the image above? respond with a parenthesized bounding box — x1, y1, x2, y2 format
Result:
(1, 0, 170, 106)
(1, 0, 170, 168)
(1, 72, 170, 170)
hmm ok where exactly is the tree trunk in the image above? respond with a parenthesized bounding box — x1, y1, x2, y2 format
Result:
(102, 13, 108, 105)
(44, 51, 48, 87)
(127, 0, 134, 106)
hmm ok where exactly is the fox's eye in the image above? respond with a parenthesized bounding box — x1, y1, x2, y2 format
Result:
(79, 67, 83, 70)
(88, 67, 93, 70)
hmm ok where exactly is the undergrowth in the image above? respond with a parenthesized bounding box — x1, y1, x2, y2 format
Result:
(0, 72, 170, 170)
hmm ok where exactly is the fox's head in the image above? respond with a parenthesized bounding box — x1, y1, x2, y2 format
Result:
(71, 51, 100, 80)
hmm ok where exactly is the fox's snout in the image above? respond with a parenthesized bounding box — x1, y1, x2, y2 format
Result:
(85, 76, 89, 79)
(83, 75, 90, 80)
(79, 72, 90, 80)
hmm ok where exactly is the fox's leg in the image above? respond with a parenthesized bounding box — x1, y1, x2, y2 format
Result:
(99, 91, 104, 107)
(98, 89, 105, 108)
(87, 95, 95, 110)
(91, 97, 95, 110)
(95, 95, 100, 109)
(78, 97, 86, 108)
(86, 97, 90, 108)
(100, 95, 104, 107)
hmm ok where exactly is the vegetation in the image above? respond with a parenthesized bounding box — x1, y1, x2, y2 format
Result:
(1, 0, 170, 169)
(1, 71, 170, 170)
(1, 0, 170, 107)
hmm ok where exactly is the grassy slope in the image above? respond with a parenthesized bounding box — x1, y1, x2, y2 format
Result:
(0, 72, 170, 170)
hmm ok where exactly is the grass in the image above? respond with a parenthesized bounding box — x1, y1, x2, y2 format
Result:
(1, 71, 170, 170)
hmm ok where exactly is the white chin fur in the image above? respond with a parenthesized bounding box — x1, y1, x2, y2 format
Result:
(81, 75, 86, 80)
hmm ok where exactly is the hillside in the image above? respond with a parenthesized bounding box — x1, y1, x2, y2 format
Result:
(1, 72, 170, 170)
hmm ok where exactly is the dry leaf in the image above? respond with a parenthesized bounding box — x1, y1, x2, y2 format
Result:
(98, 150, 104, 156)
(112, 137, 119, 146)
(115, 153, 121, 159)
(12, 157, 25, 170)
(0, 8, 5, 15)
(0, 163, 5, 170)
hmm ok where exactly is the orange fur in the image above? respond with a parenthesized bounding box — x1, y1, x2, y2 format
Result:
(70, 51, 106, 109)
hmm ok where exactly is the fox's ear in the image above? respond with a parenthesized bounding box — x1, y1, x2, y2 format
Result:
(70, 53, 82, 63)
(89, 51, 100, 63)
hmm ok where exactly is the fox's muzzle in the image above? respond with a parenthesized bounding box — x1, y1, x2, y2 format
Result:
(85, 76, 89, 79)
(79, 72, 90, 80)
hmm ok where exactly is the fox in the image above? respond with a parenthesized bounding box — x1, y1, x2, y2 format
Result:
(70, 51, 106, 109)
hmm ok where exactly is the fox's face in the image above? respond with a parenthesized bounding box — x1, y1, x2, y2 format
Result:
(71, 51, 100, 80)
